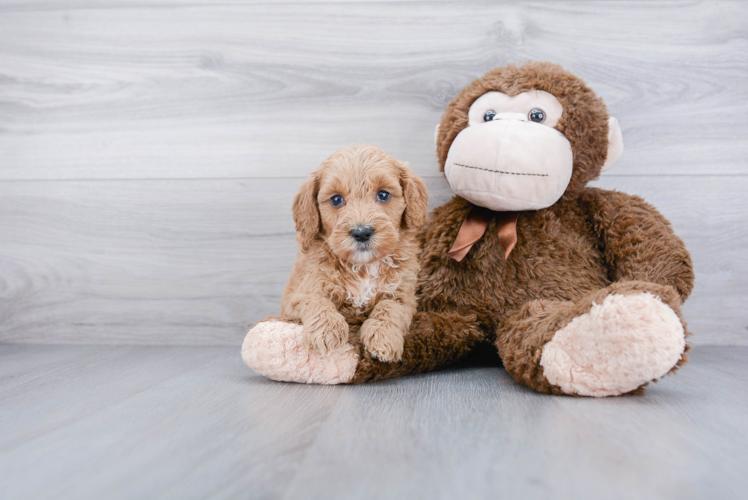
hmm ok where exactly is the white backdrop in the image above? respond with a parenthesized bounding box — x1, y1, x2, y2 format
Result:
(1, 0, 746, 345)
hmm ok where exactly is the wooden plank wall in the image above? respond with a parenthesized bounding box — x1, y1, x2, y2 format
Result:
(1, 0, 746, 345)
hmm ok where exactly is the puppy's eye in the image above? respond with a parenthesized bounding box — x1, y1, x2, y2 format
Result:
(330, 195, 344, 207)
(528, 108, 546, 123)
(377, 191, 391, 203)
(483, 110, 497, 122)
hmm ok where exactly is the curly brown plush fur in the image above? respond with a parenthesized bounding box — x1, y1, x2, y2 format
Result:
(349, 62, 694, 394)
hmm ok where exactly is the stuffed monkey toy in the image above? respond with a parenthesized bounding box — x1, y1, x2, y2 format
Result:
(243, 61, 694, 397)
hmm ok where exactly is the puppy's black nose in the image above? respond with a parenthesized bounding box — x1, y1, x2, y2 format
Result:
(350, 225, 374, 242)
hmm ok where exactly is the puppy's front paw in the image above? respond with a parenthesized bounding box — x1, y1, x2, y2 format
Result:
(302, 310, 350, 355)
(360, 319, 404, 363)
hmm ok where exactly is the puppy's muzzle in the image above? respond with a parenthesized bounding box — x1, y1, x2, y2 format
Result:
(350, 225, 374, 243)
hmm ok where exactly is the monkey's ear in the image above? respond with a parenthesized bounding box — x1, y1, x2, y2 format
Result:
(399, 162, 429, 230)
(601, 117, 624, 172)
(292, 174, 320, 252)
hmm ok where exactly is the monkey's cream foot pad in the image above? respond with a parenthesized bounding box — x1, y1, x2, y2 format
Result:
(540, 293, 686, 397)
(242, 321, 358, 385)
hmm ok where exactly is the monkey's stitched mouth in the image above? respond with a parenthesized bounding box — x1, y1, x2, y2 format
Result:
(453, 163, 549, 177)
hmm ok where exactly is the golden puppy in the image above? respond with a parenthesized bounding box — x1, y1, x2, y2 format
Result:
(281, 144, 428, 362)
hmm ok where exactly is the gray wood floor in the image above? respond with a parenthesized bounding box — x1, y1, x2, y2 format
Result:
(1, 345, 746, 500)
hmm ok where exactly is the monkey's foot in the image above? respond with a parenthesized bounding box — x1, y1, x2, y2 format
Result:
(242, 321, 358, 385)
(540, 293, 686, 397)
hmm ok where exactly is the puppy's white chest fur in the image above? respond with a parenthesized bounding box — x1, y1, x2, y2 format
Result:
(346, 262, 380, 309)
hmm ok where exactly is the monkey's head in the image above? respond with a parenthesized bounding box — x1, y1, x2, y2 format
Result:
(436, 62, 624, 211)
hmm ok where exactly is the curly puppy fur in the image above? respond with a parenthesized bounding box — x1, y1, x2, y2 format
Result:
(281, 144, 428, 362)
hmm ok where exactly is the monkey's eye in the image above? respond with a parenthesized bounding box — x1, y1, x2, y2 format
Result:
(483, 110, 497, 122)
(528, 108, 546, 123)
(377, 191, 391, 203)
(330, 195, 345, 207)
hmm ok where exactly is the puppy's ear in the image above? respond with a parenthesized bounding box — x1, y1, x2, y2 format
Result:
(399, 162, 428, 230)
(292, 174, 320, 252)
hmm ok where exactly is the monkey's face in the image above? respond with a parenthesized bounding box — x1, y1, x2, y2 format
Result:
(444, 90, 573, 211)
(438, 62, 624, 210)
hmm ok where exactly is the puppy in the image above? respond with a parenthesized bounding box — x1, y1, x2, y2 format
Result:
(281, 144, 428, 362)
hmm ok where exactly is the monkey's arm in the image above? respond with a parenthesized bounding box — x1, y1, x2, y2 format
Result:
(580, 187, 694, 301)
(350, 310, 484, 383)
(244, 299, 484, 385)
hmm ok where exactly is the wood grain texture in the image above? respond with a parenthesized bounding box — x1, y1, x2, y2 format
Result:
(1, 345, 746, 499)
(0, 1, 746, 180)
(1, 175, 746, 345)
(0, 0, 746, 346)
(0, 177, 452, 345)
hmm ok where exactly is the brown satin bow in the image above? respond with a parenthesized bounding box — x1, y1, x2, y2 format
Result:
(447, 207, 519, 262)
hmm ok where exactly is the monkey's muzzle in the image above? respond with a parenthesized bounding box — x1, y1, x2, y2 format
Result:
(444, 119, 573, 211)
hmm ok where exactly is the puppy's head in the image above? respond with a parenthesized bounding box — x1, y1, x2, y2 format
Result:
(293, 144, 428, 263)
